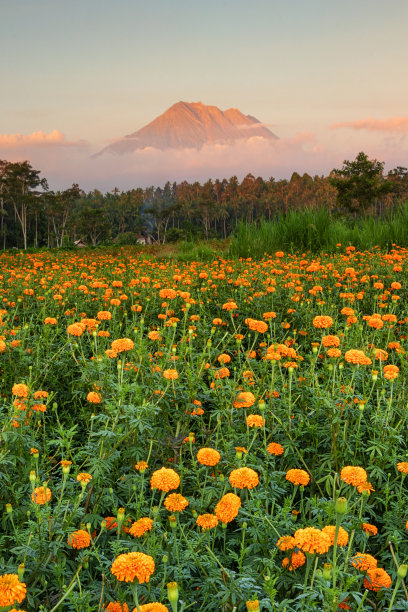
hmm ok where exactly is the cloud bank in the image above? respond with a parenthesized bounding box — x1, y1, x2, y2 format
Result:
(0, 129, 88, 149)
(331, 116, 408, 133)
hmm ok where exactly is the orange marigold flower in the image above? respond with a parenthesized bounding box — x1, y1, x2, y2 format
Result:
(246, 600, 260, 611)
(344, 349, 372, 365)
(150, 467, 180, 492)
(215, 492, 241, 524)
(322, 335, 340, 347)
(76, 472, 92, 484)
(294, 527, 331, 554)
(263, 311, 276, 320)
(111, 338, 134, 353)
(233, 391, 256, 409)
(327, 348, 341, 358)
(374, 348, 388, 361)
(164, 493, 189, 512)
(97, 311, 112, 321)
(135, 461, 148, 472)
(397, 462, 408, 474)
(363, 567, 392, 592)
(12, 383, 29, 398)
(222, 301, 238, 311)
(196, 448, 221, 466)
(129, 517, 154, 538)
(44, 317, 57, 325)
(31, 486, 51, 505)
(267, 442, 284, 456)
(357, 481, 374, 494)
(217, 353, 231, 364)
(286, 469, 310, 486)
(0, 573, 27, 607)
(139, 604, 169, 612)
(245, 318, 268, 333)
(340, 466, 367, 487)
(67, 529, 91, 549)
(383, 364, 399, 380)
(163, 369, 178, 380)
(229, 467, 259, 490)
(322, 525, 349, 546)
(277, 535, 296, 551)
(148, 331, 161, 340)
(215, 367, 230, 379)
(351, 552, 378, 571)
(111, 551, 155, 584)
(67, 323, 85, 337)
(313, 315, 333, 329)
(362, 523, 378, 536)
(104, 602, 129, 612)
(159, 289, 177, 299)
(282, 550, 306, 571)
(196, 513, 219, 531)
(87, 391, 101, 404)
(33, 390, 48, 399)
(246, 414, 265, 428)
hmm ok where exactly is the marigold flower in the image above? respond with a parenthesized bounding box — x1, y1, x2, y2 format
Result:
(61, 459, 72, 468)
(217, 353, 231, 364)
(104, 602, 129, 612)
(150, 467, 180, 492)
(129, 517, 154, 538)
(215, 367, 230, 379)
(229, 467, 259, 490)
(111, 551, 155, 584)
(215, 492, 241, 523)
(164, 493, 189, 512)
(76, 472, 92, 484)
(246, 414, 265, 428)
(104, 516, 131, 533)
(322, 525, 349, 546)
(159, 288, 177, 299)
(357, 481, 374, 494)
(138, 604, 169, 612)
(97, 311, 112, 320)
(245, 318, 268, 333)
(67, 529, 91, 549)
(87, 391, 101, 404)
(12, 383, 29, 398)
(397, 462, 408, 474)
(67, 323, 85, 337)
(362, 523, 378, 536)
(340, 466, 367, 487)
(294, 527, 331, 554)
(196, 513, 219, 530)
(31, 486, 51, 505)
(363, 567, 392, 591)
(246, 601, 260, 612)
(163, 369, 178, 380)
(34, 390, 48, 399)
(277, 535, 296, 551)
(196, 448, 221, 466)
(282, 550, 306, 570)
(233, 391, 256, 409)
(286, 469, 310, 486)
(0, 573, 27, 607)
(44, 317, 57, 325)
(344, 349, 372, 365)
(322, 335, 340, 347)
(135, 461, 148, 472)
(148, 331, 161, 340)
(222, 301, 238, 311)
(111, 338, 134, 353)
(267, 442, 284, 456)
(383, 364, 399, 380)
(327, 348, 341, 358)
(351, 552, 378, 571)
(313, 315, 333, 329)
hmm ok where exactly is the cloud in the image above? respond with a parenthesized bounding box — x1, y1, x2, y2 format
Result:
(330, 117, 408, 133)
(0, 129, 89, 149)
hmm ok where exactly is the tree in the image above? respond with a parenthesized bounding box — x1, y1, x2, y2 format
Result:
(329, 152, 392, 216)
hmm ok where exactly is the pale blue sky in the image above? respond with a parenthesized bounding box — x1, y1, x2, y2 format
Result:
(1, 0, 408, 189)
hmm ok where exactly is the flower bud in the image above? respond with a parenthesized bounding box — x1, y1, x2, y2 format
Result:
(29, 470, 36, 482)
(398, 564, 408, 579)
(100, 519, 106, 532)
(162, 554, 168, 563)
(335, 497, 348, 515)
(167, 581, 179, 610)
(18, 563, 25, 581)
(323, 563, 332, 581)
(246, 600, 260, 612)
(6, 503, 12, 514)
(169, 514, 177, 529)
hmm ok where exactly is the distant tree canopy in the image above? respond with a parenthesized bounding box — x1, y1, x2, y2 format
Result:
(0, 153, 407, 249)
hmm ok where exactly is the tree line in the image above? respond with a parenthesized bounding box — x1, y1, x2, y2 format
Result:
(1, 153, 407, 249)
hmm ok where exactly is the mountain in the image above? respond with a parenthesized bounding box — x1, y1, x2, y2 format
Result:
(97, 101, 278, 155)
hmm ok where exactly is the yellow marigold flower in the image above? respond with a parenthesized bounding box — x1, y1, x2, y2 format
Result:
(150, 467, 180, 492)
(164, 493, 189, 512)
(233, 391, 256, 409)
(0, 573, 27, 607)
(246, 600, 260, 611)
(111, 551, 155, 584)
(111, 338, 134, 353)
(351, 552, 378, 571)
(215, 492, 241, 524)
(163, 369, 178, 380)
(196, 448, 221, 466)
(267, 442, 284, 456)
(282, 550, 306, 571)
(276, 535, 296, 551)
(294, 527, 331, 554)
(67, 529, 91, 549)
(12, 383, 29, 398)
(322, 525, 349, 546)
(285, 469, 310, 486)
(363, 568, 392, 591)
(76, 472, 92, 484)
(129, 517, 154, 538)
(246, 414, 265, 428)
(31, 486, 51, 505)
(340, 466, 367, 487)
(229, 467, 259, 490)
(196, 513, 219, 531)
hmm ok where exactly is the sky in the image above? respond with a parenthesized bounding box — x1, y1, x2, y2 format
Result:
(1, 0, 408, 191)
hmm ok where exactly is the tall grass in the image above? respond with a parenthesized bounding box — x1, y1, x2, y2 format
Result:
(229, 201, 408, 257)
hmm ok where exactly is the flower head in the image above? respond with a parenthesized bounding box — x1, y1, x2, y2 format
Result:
(215, 492, 241, 524)
(150, 467, 180, 492)
(267, 442, 284, 456)
(233, 392, 256, 409)
(111, 552, 155, 584)
(294, 527, 331, 554)
(0, 573, 27, 607)
(111, 338, 134, 353)
(196, 514, 219, 531)
(340, 466, 367, 487)
(164, 493, 189, 512)
(363, 568, 392, 591)
(196, 448, 221, 466)
(31, 486, 51, 505)
(229, 467, 259, 490)
(129, 517, 154, 538)
(286, 469, 310, 486)
(67, 529, 91, 549)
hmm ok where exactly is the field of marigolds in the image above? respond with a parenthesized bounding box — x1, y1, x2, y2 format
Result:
(1, 245, 408, 612)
